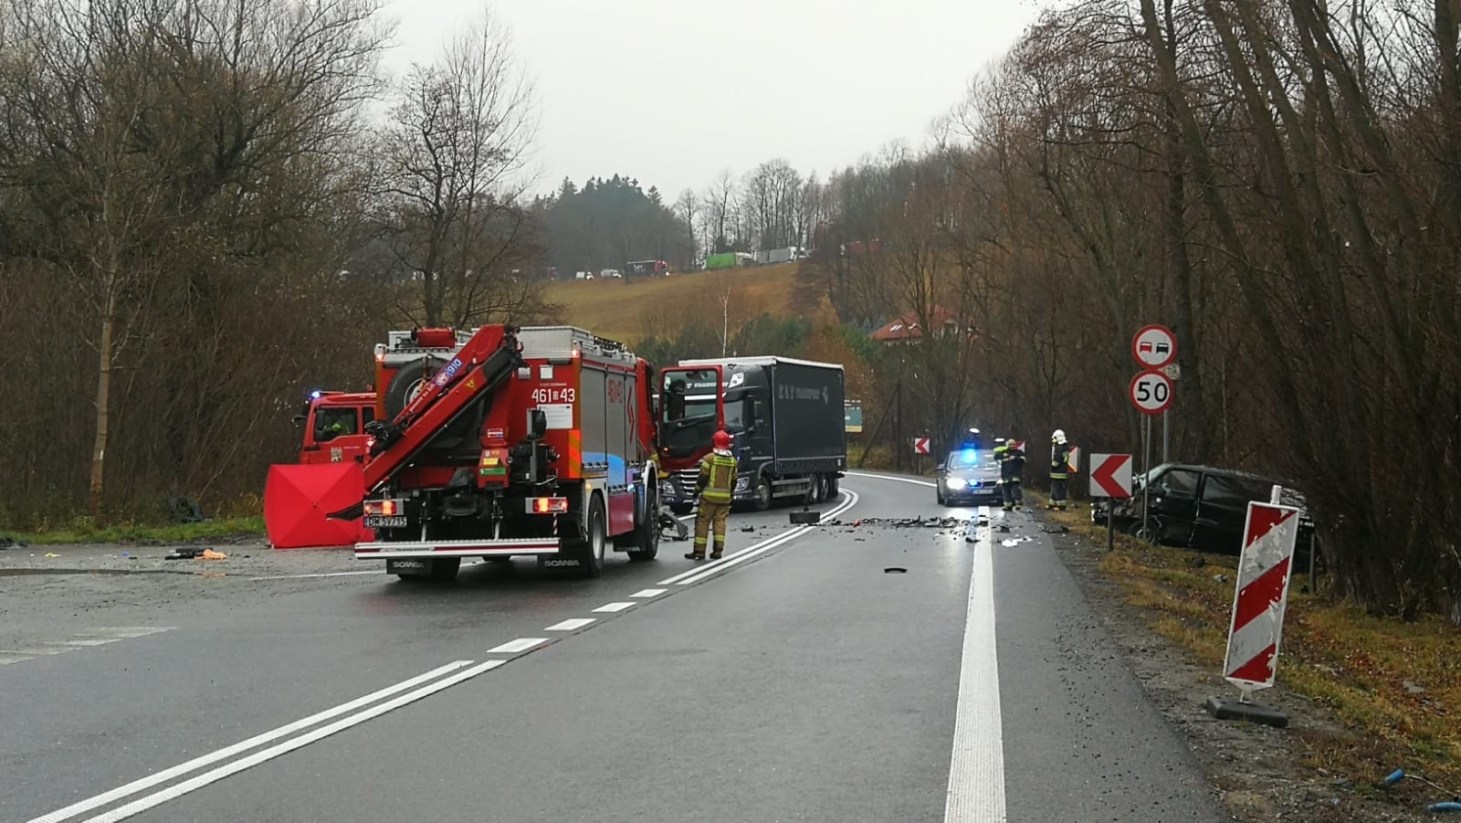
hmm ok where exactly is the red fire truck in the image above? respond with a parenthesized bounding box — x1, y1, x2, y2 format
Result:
(283, 324, 664, 581)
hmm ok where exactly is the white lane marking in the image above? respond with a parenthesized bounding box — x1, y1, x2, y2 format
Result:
(0, 656, 26, 665)
(656, 490, 860, 586)
(30, 660, 474, 823)
(673, 490, 861, 587)
(0, 646, 72, 656)
(60, 639, 122, 647)
(78, 660, 505, 823)
(592, 602, 635, 614)
(248, 560, 488, 582)
(944, 505, 1007, 822)
(81, 628, 174, 638)
(545, 618, 596, 632)
(487, 637, 548, 654)
(845, 470, 936, 488)
(248, 570, 379, 581)
(630, 588, 666, 598)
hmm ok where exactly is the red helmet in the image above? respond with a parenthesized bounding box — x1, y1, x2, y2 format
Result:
(712, 430, 732, 450)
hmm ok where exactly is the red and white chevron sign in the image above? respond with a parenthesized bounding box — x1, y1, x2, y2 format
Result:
(1222, 501, 1302, 690)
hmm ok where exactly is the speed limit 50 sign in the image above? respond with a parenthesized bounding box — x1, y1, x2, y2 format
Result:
(1129, 369, 1174, 415)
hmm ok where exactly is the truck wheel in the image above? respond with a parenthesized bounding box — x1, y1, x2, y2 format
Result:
(826, 476, 840, 498)
(753, 475, 772, 512)
(626, 487, 660, 562)
(577, 496, 608, 577)
(430, 558, 461, 581)
(396, 557, 460, 583)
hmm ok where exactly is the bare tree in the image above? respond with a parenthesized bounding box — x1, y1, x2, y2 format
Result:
(673, 188, 699, 269)
(376, 7, 541, 327)
(2, 0, 388, 515)
(704, 169, 737, 253)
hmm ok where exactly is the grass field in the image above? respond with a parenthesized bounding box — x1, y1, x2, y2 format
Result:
(543, 263, 804, 344)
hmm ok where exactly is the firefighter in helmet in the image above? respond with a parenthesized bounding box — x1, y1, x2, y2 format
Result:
(1048, 429, 1072, 510)
(689, 430, 737, 560)
(994, 435, 1026, 511)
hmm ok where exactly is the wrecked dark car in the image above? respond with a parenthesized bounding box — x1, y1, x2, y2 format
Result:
(1092, 462, 1317, 559)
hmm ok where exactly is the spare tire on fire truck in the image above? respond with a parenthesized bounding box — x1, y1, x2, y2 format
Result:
(383, 355, 483, 455)
(384, 356, 451, 419)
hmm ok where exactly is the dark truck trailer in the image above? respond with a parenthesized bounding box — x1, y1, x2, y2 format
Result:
(660, 356, 847, 512)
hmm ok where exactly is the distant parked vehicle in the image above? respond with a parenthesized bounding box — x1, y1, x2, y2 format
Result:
(626, 259, 670, 277)
(599, 268, 622, 279)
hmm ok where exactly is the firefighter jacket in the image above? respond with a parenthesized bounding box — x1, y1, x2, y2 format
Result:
(995, 444, 1026, 482)
(697, 451, 738, 505)
(1050, 443, 1071, 480)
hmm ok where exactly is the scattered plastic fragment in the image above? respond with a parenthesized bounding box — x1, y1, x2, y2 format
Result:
(198, 549, 228, 561)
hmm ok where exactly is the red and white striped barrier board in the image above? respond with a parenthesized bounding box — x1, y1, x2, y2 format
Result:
(1222, 500, 1302, 691)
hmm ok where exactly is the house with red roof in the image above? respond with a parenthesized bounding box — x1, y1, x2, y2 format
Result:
(869, 305, 967, 344)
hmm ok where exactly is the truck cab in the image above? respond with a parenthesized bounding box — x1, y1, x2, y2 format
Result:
(294, 391, 376, 464)
(658, 357, 847, 512)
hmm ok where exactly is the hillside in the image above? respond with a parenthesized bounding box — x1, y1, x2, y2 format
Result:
(543, 262, 810, 344)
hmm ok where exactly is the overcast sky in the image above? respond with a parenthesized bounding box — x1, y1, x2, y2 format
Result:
(377, 0, 1046, 199)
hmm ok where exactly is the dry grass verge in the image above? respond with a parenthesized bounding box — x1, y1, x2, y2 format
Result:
(1038, 497, 1459, 809)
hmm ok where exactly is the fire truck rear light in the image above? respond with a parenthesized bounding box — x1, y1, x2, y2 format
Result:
(364, 499, 403, 516)
(528, 497, 569, 514)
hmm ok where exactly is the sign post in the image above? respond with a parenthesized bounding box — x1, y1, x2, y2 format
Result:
(1128, 369, 1173, 542)
(1089, 454, 1133, 552)
(1205, 491, 1302, 728)
(1133, 325, 1177, 513)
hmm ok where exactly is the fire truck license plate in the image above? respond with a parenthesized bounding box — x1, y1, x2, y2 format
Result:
(364, 516, 408, 528)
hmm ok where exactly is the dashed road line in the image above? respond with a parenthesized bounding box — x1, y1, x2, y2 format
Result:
(487, 637, 548, 655)
(545, 618, 596, 632)
(591, 602, 635, 614)
(630, 588, 666, 598)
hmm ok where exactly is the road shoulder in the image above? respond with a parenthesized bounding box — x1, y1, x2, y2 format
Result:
(1043, 510, 1434, 823)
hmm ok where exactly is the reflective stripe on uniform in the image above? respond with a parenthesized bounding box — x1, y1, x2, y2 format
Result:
(700, 454, 737, 504)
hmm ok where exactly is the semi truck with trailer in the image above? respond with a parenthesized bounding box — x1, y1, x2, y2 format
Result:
(268, 324, 664, 580)
(657, 356, 847, 512)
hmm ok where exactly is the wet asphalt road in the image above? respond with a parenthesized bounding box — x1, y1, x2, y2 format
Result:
(0, 473, 1229, 822)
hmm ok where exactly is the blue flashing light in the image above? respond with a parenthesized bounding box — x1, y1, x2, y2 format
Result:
(309, 390, 322, 400)
(960, 448, 978, 464)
